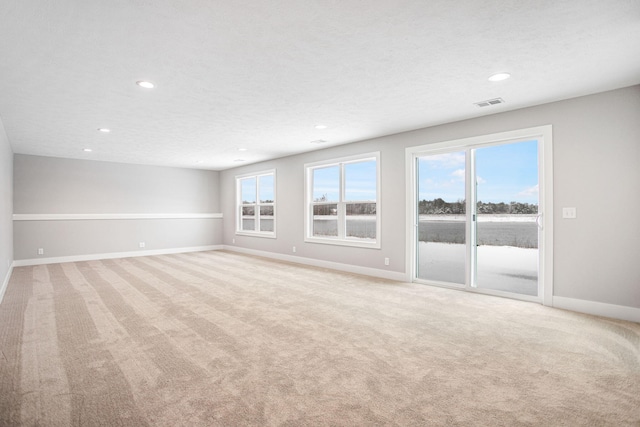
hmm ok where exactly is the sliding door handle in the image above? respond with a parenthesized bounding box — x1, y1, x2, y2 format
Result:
(535, 213, 543, 230)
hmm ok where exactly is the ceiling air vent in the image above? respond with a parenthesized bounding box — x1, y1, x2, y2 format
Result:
(474, 98, 505, 107)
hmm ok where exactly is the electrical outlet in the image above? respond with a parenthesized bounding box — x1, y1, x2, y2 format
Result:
(232, 238, 235, 244)
(384, 257, 390, 266)
(562, 207, 577, 219)
(139, 242, 146, 248)
(292, 246, 296, 253)
(38, 248, 44, 255)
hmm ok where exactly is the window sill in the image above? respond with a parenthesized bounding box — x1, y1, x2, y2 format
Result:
(235, 231, 277, 239)
(304, 236, 380, 249)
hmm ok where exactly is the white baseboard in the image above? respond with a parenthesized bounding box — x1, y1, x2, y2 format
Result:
(12, 245, 224, 267)
(553, 296, 640, 323)
(223, 245, 407, 282)
(0, 263, 14, 305)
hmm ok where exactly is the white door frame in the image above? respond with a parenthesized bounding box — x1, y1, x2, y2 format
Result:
(405, 125, 553, 306)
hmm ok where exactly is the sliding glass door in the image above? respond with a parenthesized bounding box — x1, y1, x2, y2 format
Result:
(412, 129, 550, 302)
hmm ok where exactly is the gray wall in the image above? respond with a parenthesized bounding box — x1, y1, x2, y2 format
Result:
(0, 118, 13, 285)
(13, 155, 222, 259)
(14, 155, 220, 213)
(221, 85, 640, 309)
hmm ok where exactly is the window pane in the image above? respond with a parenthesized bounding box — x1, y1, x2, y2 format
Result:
(259, 174, 274, 203)
(259, 205, 274, 232)
(241, 178, 256, 204)
(313, 166, 339, 202)
(475, 140, 539, 296)
(346, 203, 376, 239)
(345, 160, 376, 201)
(417, 151, 466, 284)
(313, 203, 338, 237)
(241, 205, 255, 231)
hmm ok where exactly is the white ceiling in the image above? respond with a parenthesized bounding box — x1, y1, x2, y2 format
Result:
(1, 0, 639, 171)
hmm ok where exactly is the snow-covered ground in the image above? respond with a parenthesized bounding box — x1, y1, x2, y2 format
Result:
(418, 242, 538, 296)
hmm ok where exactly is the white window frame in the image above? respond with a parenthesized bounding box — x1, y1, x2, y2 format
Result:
(304, 152, 381, 249)
(235, 169, 276, 238)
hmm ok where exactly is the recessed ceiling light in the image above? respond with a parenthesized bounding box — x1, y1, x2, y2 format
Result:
(238, 148, 247, 152)
(98, 128, 110, 133)
(136, 80, 155, 89)
(234, 159, 246, 162)
(83, 148, 93, 152)
(314, 125, 327, 130)
(488, 72, 511, 82)
(310, 139, 327, 144)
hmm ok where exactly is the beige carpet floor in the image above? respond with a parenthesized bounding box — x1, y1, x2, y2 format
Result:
(1, 250, 639, 426)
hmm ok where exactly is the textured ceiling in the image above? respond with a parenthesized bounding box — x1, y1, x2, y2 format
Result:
(1, 0, 639, 170)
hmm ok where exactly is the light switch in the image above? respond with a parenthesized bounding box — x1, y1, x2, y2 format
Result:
(562, 207, 577, 219)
